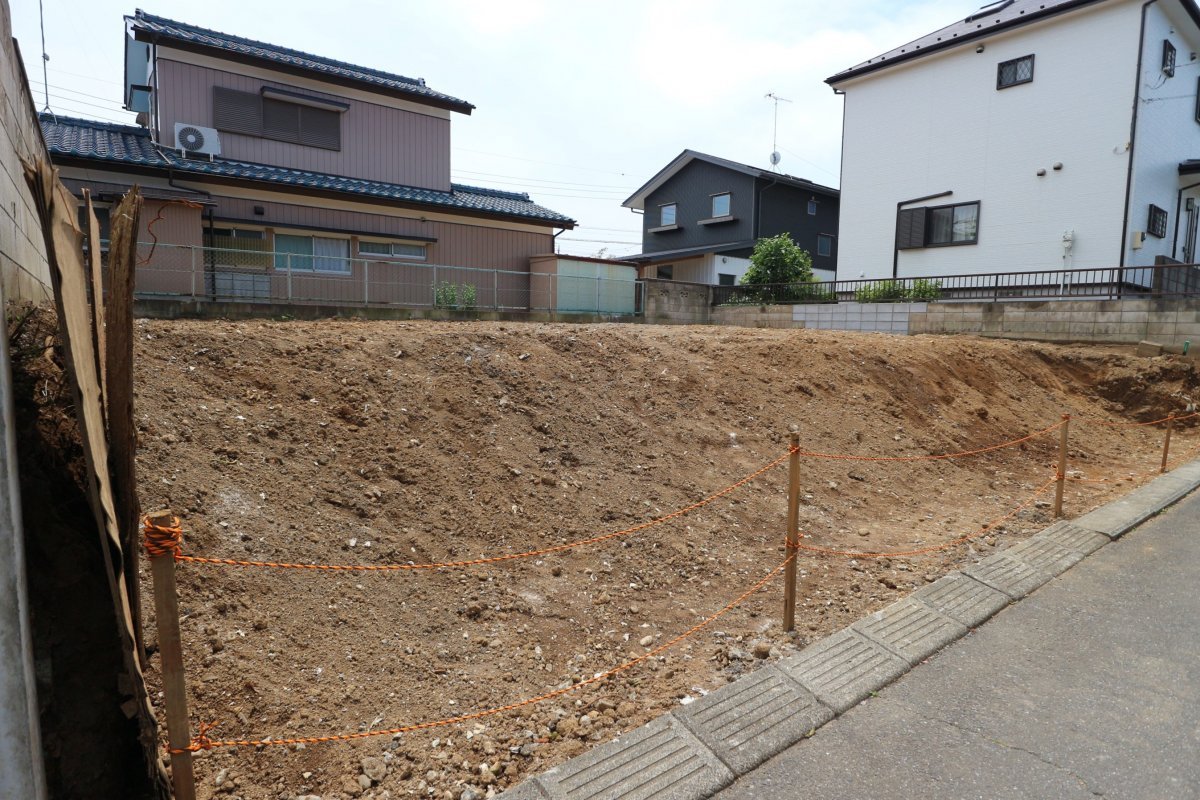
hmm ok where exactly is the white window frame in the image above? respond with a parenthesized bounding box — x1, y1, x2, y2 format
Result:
(711, 193, 731, 218)
(358, 240, 428, 261)
(659, 203, 677, 226)
(273, 233, 352, 275)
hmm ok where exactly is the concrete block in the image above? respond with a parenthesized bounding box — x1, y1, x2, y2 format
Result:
(777, 628, 909, 714)
(911, 572, 1011, 629)
(535, 715, 733, 800)
(1000, 536, 1084, 577)
(1033, 520, 1110, 556)
(672, 665, 832, 775)
(497, 780, 550, 799)
(1072, 473, 1196, 538)
(963, 552, 1052, 599)
(1137, 341, 1164, 357)
(851, 597, 968, 664)
(1146, 321, 1177, 336)
(1121, 311, 1150, 323)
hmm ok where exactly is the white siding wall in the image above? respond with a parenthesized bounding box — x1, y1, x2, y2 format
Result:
(836, 1, 1141, 280)
(1128, 1, 1200, 266)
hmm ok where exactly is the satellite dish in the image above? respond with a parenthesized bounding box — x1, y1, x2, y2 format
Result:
(769, 151, 781, 166)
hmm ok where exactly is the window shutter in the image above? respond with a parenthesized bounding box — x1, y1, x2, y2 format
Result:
(896, 207, 927, 249)
(262, 98, 301, 142)
(298, 107, 341, 150)
(213, 87, 262, 135)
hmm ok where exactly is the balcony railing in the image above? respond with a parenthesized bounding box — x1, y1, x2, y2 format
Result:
(711, 263, 1200, 306)
(127, 242, 643, 315)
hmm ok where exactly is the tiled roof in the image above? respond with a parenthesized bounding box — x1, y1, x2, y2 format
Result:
(827, 0, 1103, 84)
(40, 115, 574, 226)
(128, 9, 474, 113)
(624, 149, 838, 211)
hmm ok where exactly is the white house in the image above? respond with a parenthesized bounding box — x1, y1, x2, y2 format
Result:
(828, 0, 1200, 283)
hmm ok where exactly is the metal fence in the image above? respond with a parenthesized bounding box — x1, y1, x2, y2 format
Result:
(129, 242, 643, 315)
(711, 263, 1200, 306)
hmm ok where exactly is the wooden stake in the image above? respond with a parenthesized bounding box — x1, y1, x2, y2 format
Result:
(784, 432, 800, 632)
(1054, 414, 1070, 518)
(146, 511, 195, 800)
(1161, 413, 1176, 473)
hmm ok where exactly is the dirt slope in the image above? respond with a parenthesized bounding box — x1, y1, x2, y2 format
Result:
(131, 320, 1199, 800)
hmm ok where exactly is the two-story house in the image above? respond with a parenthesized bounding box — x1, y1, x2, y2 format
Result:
(40, 10, 576, 307)
(829, 0, 1200, 283)
(620, 150, 840, 284)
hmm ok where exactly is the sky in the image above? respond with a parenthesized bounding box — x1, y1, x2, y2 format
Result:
(12, 0, 973, 258)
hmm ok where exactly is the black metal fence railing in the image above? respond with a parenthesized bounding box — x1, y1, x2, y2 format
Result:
(710, 263, 1200, 307)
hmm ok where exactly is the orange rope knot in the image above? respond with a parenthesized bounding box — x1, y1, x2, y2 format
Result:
(143, 515, 183, 559)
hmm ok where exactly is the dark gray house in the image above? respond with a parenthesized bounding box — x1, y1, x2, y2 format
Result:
(621, 150, 839, 284)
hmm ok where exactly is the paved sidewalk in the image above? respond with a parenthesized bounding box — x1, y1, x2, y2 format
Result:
(716, 490, 1200, 800)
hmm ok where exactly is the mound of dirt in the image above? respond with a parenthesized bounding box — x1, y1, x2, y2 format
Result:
(130, 320, 1199, 800)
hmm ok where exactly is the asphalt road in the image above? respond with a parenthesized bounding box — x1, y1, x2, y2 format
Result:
(715, 491, 1200, 800)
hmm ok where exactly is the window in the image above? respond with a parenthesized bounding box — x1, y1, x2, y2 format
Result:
(214, 87, 343, 150)
(1164, 40, 1177, 77)
(660, 203, 677, 226)
(207, 227, 270, 268)
(896, 201, 980, 249)
(359, 240, 428, 260)
(1194, 77, 1200, 124)
(718, 273, 736, 286)
(273, 234, 350, 273)
(77, 205, 111, 249)
(657, 264, 673, 280)
(807, 200, 818, 216)
(711, 193, 731, 218)
(817, 234, 834, 258)
(997, 55, 1034, 89)
(1148, 204, 1169, 238)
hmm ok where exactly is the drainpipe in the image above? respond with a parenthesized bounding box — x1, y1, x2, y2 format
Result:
(552, 227, 566, 254)
(755, 176, 780, 240)
(893, 190, 953, 279)
(1119, 0, 1157, 274)
(1172, 179, 1200, 261)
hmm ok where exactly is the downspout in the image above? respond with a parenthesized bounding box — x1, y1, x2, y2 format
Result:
(1119, 0, 1157, 271)
(1172, 179, 1200, 260)
(755, 176, 780, 240)
(893, 190, 953, 279)
(552, 227, 566, 254)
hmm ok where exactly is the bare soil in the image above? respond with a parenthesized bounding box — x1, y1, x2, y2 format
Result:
(129, 319, 1200, 800)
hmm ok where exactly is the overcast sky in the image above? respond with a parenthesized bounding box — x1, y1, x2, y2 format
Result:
(13, 0, 972, 257)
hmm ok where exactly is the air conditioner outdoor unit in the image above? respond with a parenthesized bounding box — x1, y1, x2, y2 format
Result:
(174, 122, 221, 159)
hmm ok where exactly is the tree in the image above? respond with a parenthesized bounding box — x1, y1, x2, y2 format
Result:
(740, 233, 813, 286)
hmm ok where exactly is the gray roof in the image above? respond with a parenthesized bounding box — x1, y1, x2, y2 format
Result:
(128, 9, 474, 114)
(620, 240, 757, 263)
(40, 115, 574, 226)
(826, 0, 1190, 85)
(623, 149, 839, 210)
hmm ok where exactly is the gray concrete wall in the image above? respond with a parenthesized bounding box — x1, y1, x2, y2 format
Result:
(711, 303, 801, 328)
(641, 278, 713, 325)
(792, 301, 927, 333)
(0, 0, 50, 304)
(910, 298, 1200, 349)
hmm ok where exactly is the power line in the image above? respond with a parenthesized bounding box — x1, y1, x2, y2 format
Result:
(30, 79, 124, 106)
(48, 65, 124, 87)
(40, 90, 135, 118)
(454, 147, 633, 177)
(558, 237, 641, 245)
(452, 167, 634, 190)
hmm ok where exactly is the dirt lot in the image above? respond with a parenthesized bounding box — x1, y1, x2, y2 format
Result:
(125, 319, 1198, 800)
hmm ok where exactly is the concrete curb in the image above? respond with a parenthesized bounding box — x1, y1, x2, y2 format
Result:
(500, 463, 1200, 800)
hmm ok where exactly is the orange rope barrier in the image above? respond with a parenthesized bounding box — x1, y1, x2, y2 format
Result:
(1067, 434, 1200, 485)
(144, 515, 183, 558)
(172, 553, 794, 753)
(1074, 410, 1200, 429)
(173, 450, 792, 572)
(791, 474, 1058, 559)
(793, 420, 1065, 463)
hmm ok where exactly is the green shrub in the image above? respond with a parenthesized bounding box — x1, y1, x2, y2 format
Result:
(458, 282, 477, 309)
(907, 279, 942, 301)
(741, 233, 814, 286)
(433, 281, 478, 309)
(854, 280, 908, 303)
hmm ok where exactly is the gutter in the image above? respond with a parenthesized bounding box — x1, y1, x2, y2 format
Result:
(893, 190, 953, 279)
(1119, 0, 1157, 272)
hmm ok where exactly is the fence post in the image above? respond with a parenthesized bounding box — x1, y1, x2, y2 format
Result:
(363, 260, 370, 306)
(145, 511, 196, 800)
(286, 254, 293, 301)
(1161, 412, 1176, 473)
(784, 432, 800, 632)
(189, 246, 197, 299)
(993, 273, 1000, 302)
(494, 269, 499, 311)
(432, 265, 438, 306)
(1054, 414, 1070, 518)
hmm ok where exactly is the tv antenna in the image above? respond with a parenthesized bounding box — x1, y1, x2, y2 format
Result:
(38, 0, 52, 113)
(765, 92, 791, 170)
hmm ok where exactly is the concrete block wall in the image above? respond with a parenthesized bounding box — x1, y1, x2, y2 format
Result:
(911, 298, 1200, 349)
(793, 301, 927, 333)
(641, 279, 713, 325)
(710, 304, 801, 329)
(0, 0, 51, 305)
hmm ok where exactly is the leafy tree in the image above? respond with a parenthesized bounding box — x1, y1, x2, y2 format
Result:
(740, 233, 814, 286)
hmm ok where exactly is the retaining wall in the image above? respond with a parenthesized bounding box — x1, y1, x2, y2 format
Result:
(1, 1, 50, 305)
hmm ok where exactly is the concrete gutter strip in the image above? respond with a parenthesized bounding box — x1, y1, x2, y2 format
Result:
(0, 291, 48, 798)
(500, 464, 1200, 800)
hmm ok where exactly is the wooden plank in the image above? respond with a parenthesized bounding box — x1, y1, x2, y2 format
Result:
(23, 159, 168, 796)
(106, 188, 145, 660)
(82, 189, 108, 415)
